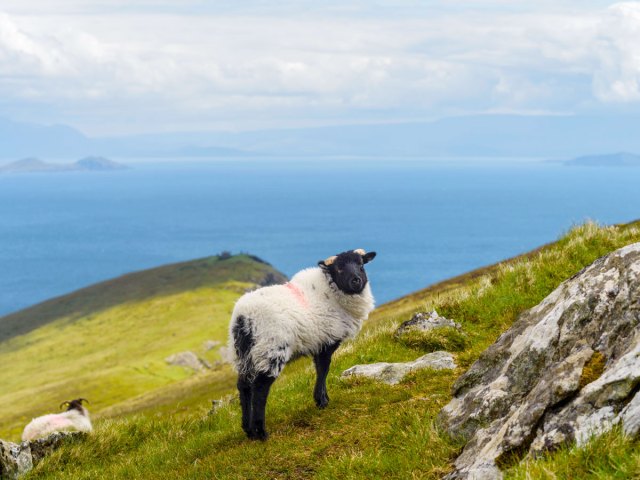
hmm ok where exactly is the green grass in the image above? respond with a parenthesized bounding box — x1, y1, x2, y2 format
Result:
(0, 254, 285, 440)
(507, 426, 640, 479)
(5, 221, 640, 479)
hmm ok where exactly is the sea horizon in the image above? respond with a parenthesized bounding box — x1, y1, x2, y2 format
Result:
(1, 157, 639, 317)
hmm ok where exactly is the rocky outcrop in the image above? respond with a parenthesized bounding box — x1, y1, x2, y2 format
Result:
(439, 243, 640, 479)
(165, 351, 211, 371)
(1, 432, 80, 479)
(0, 441, 31, 479)
(341, 351, 456, 385)
(394, 310, 460, 337)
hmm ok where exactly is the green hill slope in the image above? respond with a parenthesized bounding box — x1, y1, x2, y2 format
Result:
(0, 254, 286, 440)
(5, 222, 640, 479)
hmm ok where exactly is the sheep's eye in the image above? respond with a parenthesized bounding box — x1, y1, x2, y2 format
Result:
(337, 268, 343, 273)
(360, 266, 364, 272)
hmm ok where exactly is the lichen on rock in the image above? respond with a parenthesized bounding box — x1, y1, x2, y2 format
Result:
(438, 242, 640, 479)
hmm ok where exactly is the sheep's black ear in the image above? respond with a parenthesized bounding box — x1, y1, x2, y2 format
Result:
(362, 251, 377, 264)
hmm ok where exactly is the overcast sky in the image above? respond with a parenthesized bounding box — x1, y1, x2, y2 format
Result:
(1, 1, 639, 135)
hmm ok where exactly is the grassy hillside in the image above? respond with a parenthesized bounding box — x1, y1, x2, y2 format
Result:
(0, 254, 286, 440)
(5, 221, 640, 479)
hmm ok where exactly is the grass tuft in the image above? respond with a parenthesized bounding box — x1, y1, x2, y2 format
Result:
(396, 327, 469, 353)
(506, 425, 640, 479)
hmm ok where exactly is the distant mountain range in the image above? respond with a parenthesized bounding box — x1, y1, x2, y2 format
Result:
(0, 156, 128, 173)
(4, 114, 640, 159)
(563, 152, 640, 167)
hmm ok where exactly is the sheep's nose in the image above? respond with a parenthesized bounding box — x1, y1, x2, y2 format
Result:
(351, 276, 362, 288)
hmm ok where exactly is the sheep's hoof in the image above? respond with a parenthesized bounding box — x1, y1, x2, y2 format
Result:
(248, 428, 269, 441)
(315, 394, 330, 409)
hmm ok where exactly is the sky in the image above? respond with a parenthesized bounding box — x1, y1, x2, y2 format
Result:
(1, 1, 639, 135)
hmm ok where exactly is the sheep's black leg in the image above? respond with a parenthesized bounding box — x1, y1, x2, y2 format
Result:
(237, 375, 252, 436)
(249, 373, 276, 441)
(231, 315, 257, 437)
(313, 341, 341, 408)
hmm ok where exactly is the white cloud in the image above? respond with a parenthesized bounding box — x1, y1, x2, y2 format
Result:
(592, 2, 640, 102)
(0, 2, 639, 134)
(0, 13, 69, 75)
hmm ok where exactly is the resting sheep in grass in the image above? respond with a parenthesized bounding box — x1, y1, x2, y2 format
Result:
(229, 249, 377, 440)
(22, 399, 92, 441)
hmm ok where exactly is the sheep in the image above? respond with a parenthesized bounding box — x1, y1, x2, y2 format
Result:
(22, 399, 92, 442)
(228, 248, 377, 440)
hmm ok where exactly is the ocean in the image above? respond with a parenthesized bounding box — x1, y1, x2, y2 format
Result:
(0, 158, 638, 317)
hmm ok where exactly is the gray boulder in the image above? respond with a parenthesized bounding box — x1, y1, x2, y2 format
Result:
(395, 310, 460, 337)
(165, 351, 211, 371)
(439, 242, 640, 479)
(341, 351, 456, 385)
(0, 440, 31, 479)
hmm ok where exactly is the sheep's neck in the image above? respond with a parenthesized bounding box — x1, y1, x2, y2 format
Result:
(332, 283, 375, 321)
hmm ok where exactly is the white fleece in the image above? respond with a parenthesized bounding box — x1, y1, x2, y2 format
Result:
(229, 267, 375, 378)
(22, 408, 93, 441)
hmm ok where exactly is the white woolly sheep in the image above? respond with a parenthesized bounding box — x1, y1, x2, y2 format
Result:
(228, 248, 377, 440)
(22, 399, 92, 442)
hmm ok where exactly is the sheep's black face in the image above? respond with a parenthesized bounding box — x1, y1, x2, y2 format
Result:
(318, 249, 376, 295)
(61, 398, 89, 414)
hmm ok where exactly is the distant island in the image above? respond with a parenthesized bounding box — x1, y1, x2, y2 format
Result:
(0, 156, 128, 173)
(564, 152, 640, 167)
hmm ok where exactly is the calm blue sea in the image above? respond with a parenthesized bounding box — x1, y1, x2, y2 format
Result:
(0, 159, 638, 317)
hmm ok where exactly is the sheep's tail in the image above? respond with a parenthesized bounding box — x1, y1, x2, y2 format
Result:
(231, 315, 255, 378)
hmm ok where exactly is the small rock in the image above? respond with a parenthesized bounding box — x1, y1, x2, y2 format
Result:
(165, 351, 211, 372)
(207, 394, 237, 416)
(341, 351, 456, 385)
(202, 340, 221, 351)
(208, 400, 224, 416)
(217, 346, 233, 364)
(29, 432, 82, 467)
(0, 440, 32, 479)
(395, 310, 460, 337)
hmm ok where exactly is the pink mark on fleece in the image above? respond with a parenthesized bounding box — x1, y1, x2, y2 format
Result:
(50, 415, 73, 429)
(286, 282, 308, 308)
